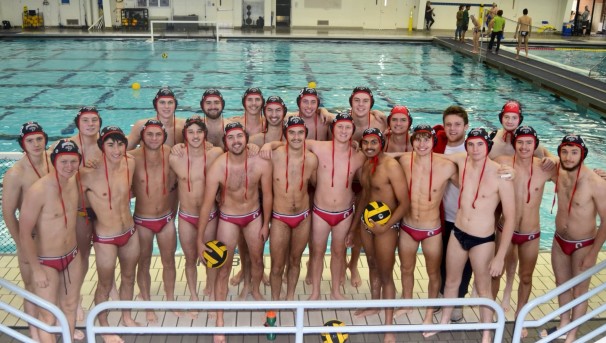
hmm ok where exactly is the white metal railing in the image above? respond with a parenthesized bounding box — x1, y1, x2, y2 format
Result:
(86, 298, 506, 343)
(0, 278, 72, 343)
(87, 15, 104, 31)
(150, 20, 219, 43)
(512, 259, 606, 343)
(589, 56, 606, 82)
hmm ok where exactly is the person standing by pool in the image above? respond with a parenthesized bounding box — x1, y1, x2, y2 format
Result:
(515, 9, 532, 59)
(289, 87, 333, 141)
(267, 116, 318, 301)
(488, 10, 506, 54)
(425, 1, 435, 30)
(3, 122, 52, 341)
(131, 119, 178, 322)
(19, 139, 84, 343)
(396, 125, 457, 325)
(128, 86, 185, 149)
(79, 126, 141, 339)
(197, 122, 272, 343)
(200, 89, 227, 148)
(460, 5, 470, 42)
(354, 128, 408, 343)
(581, 6, 591, 35)
(228, 88, 266, 136)
(455, 5, 464, 41)
(383, 105, 413, 153)
(541, 134, 606, 342)
(470, 15, 481, 53)
(485, 3, 498, 29)
(250, 96, 287, 146)
(493, 126, 558, 338)
(427, 128, 516, 343)
(169, 118, 223, 308)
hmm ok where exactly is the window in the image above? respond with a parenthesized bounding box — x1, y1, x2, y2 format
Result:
(137, 0, 169, 7)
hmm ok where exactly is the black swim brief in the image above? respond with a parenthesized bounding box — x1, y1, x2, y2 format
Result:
(452, 225, 495, 251)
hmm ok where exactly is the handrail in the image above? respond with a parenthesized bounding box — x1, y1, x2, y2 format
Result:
(588, 55, 606, 80)
(87, 16, 104, 32)
(87, 297, 506, 343)
(512, 259, 606, 343)
(150, 20, 219, 43)
(0, 278, 72, 343)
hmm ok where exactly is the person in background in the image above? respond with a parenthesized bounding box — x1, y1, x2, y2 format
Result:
(581, 5, 591, 35)
(471, 15, 481, 53)
(460, 5, 470, 42)
(425, 1, 435, 30)
(488, 10, 505, 54)
(515, 9, 532, 59)
(455, 5, 464, 41)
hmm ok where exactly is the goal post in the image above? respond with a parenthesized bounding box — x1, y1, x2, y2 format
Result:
(149, 20, 219, 43)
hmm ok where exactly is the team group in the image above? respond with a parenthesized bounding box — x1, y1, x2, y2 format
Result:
(4, 85, 606, 343)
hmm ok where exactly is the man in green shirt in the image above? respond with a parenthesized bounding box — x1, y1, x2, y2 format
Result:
(488, 10, 505, 53)
(461, 5, 470, 42)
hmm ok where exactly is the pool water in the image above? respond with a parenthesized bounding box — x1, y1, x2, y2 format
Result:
(1, 38, 605, 252)
(527, 47, 606, 71)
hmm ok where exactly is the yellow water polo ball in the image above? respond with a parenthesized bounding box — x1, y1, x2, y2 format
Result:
(161, 52, 168, 59)
(203, 240, 228, 269)
(362, 201, 391, 228)
(131, 82, 141, 90)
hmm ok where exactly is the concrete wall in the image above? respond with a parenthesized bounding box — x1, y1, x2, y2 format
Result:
(1, 0, 94, 27)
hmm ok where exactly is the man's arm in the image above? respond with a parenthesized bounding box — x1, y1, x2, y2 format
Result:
(491, 177, 515, 277)
(18, 183, 48, 288)
(381, 159, 409, 233)
(581, 175, 606, 270)
(259, 159, 273, 242)
(126, 121, 143, 151)
(197, 160, 222, 260)
(1, 168, 22, 245)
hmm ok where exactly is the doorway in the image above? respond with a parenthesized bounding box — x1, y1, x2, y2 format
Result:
(276, 0, 290, 27)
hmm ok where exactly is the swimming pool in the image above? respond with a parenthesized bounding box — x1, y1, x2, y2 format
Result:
(1, 38, 605, 252)
(526, 46, 606, 72)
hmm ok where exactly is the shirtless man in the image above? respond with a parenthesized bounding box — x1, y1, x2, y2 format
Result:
(348, 87, 387, 287)
(198, 122, 272, 343)
(79, 127, 140, 342)
(428, 128, 515, 343)
(228, 88, 265, 136)
(169, 118, 223, 304)
(2, 122, 51, 341)
(493, 126, 557, 338)
(268, 116, 318, 301)
(397, 125, 458, 325)
(131, 119, 178, 322)
(543, 134, 606, 342)
(289, 87, 332, 141)
(200, 89, 226, 148)
(19, 139, 83, 343)
(308, 113, 366, 300)
(515, 9, 532, 59)
(250, 96, 287, 146)
(355, 128, 408, 343)
(383, 105, 413, 153)
(127, 86, 185, 149)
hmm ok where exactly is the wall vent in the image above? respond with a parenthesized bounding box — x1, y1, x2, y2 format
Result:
(66, 19, 79, 26)
(317, 20, 329, 26)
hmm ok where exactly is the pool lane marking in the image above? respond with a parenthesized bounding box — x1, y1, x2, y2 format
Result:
(22, 89, 48, 104)
(57, 72, 77, 84)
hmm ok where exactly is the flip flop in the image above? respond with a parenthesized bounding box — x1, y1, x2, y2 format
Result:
(539, 326, 567, 340)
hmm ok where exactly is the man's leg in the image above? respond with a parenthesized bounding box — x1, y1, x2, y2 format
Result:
(58, 256, 84, 340)
(515, 239, 539, 338)
(75, 216, 93, 321)
(551, 240, 573, 333)
(308, 213, 332, 300)
(396, 231, 420, 316)
(135, 225, 157, 323)
(355, 227, 378, 317)
(178, 219, 199, 301)
(524, 36, 529, 57)
(117, 233, 141, 327)
(269, 218, 290, 301)
(286, 216, 311, 300)
(420, 234, 443, 324)
(33, 265, 60, 343)
(203, 217, 219, 297)
(347, 215, 363, 288)
(156, 221, 178, 304)
(564, 246, 594, 343)
(329, 216, 355, 300)
(213, 221, 240, 343)
(242, 216, 267, 301)
(468, 241, 497, 343)
(500, 243, 517, 312)
(16, 250, 39, 340)
(374, 228, 398, 343)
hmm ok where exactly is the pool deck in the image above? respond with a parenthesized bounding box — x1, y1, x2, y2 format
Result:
(1, 252, 605, 342)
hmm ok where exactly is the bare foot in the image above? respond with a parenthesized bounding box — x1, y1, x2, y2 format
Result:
(123, 317, 143, 327)
(146, 310, 158, 324)
(307, 293, 320, 301)
(348, 265, 362, 288)
(208, 311, 217, 320)
(521, 328, 528, 338)
(329, 291, 348, 301)
(262, 272, 270, 286)
(102, 334, 125, 343)
(394, 307, 413, 317)
(384, 332, 396, 343)
(172, 310, 183, 317)
(354, 308, 379, 317)
(230, 269, 243, 286)
(187, 310, 199, 319)
(251, 290, 266, 301)
(422, 331, 438, 338)
(213, 334, 226, 343)
(73, 329, 85, 341)
(501, 293, 511, 312)
(237, 283, 251, 300)
(77, 302, 85, 322)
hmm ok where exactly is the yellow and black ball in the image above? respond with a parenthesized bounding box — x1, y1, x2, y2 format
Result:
(321, 320, 348, 343)
(362, 201, 391, 228)
(202, 240, 227, 268)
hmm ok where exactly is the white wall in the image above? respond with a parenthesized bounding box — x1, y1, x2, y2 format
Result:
(0, 0, 93, 27)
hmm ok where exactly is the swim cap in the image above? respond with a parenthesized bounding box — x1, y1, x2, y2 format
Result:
(200, 89, 225, 112)
(558, 134, 588, 161)
(241, 87, 265, 108)
(361, 127, 385, 150)
(388, 105, 412, 128)
(18, 121, 48, 150)
(264, 95, 287, 115)
(349, 86, 375, 108)
(512, 125, 539, 150)
(74, 106, 102, 129)
(97, 126, 128, 150)
(499, 99, 523, 126)
(283, 116, 308, 138)
(465, 128, 493, 154)
(140, 119, 168, 144)
(296, 87, 320, 108)
(182, 117, 208, 139)
(153, 86, 178, 110)
(411, 124, 437, 146)
(223, 122, 248, 147)
(51, 139, 81, 165)
(330, 112, 356, 134)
